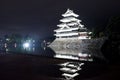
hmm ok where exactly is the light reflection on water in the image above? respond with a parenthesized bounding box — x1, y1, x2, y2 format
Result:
(0, 43, 107, 80)
(58, 62, 84, 80)
(0, 42, 39, 53)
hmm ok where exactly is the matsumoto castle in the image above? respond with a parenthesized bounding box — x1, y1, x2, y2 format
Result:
(54, 9, 91, 39)
(49, 9, 105, 61)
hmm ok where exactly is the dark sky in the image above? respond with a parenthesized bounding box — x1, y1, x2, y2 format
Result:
(0, 0, 120, 38)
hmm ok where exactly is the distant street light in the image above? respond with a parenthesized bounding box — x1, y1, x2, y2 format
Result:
(23, 42, 30, 48)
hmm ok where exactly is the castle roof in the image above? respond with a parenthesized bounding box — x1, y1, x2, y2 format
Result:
(54, 32, 78, 37)
(60, 17, 80, 23)
(62, 9, 79, 17)
(54, 27, 79, 32)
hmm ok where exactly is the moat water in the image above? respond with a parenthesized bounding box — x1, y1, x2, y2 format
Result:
(0, 45, 111, 80)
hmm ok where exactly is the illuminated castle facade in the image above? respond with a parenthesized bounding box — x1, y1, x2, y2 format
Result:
(54, 9, 91, 39)
(49, 9, 106, 61)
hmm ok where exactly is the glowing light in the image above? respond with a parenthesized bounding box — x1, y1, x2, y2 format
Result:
(62, 73, 79, 79)
(23, 42, 30, 48)
(6, 38, 10, 41)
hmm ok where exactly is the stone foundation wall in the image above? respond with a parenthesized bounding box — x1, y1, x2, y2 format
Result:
(49, 37, 107, 59)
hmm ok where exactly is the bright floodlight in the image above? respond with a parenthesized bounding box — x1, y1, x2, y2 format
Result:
(23, 42, 30, 48)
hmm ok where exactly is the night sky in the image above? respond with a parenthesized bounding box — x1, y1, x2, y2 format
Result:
(1, 0, 120, 38)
